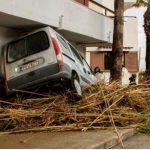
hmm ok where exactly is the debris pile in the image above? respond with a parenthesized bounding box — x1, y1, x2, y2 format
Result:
(0, 82, 150, 133)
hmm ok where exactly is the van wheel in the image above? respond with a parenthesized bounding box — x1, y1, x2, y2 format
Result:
(70, 74, 82, 101)
(0, 87, 6, 99)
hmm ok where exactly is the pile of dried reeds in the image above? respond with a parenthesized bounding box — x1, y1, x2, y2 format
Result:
(0, 81, 150, 133)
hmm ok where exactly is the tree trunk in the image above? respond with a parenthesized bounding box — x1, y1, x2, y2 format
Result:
(144, 7, 150, 73)
(111, 0, 124, 81)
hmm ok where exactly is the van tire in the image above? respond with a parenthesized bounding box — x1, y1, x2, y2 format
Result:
(0, 78, 6, 98)
(0, 88, 6, 99)
(0, 91, 6, 99)
(70, 74, 82, 101)
(0, 91, 3, 98)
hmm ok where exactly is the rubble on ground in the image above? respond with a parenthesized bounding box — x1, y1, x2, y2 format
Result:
(0, 81, 150, 133)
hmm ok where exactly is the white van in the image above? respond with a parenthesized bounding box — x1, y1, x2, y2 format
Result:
(0, 27, 96, 97)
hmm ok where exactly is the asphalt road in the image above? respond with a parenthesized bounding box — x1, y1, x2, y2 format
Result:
(113, 134, 150, 149)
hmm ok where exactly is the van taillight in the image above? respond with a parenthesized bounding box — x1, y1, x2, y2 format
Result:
(52, 37, 64, 70)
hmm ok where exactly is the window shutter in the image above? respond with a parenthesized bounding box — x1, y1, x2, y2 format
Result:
(90, 52, 104, 71)
(125, 52, 139, 72)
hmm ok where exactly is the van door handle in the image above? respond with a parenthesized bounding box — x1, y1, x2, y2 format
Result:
(83, 68, 86, 73)
(87, 71, 91, 74)
(28, 71, 35, 76)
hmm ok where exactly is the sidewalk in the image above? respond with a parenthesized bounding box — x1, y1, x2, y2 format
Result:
(0, 128, 136, 149)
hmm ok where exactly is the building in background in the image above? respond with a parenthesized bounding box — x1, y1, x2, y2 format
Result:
(0, 0, 138, 84)
(124, 7, 146, 72)
(79, 0, 139, 84)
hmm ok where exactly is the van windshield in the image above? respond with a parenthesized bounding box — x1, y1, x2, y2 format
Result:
(7, 31, 49, 63)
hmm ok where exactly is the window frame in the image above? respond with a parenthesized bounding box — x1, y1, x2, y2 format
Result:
(68, 43, 83, 64)
(56, 33, 71, 56)
(80, 54, 93, 74)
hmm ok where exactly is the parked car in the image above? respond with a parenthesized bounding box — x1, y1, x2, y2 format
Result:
(0, 26, 96, 98)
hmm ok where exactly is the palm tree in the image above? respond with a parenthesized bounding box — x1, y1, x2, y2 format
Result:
(111, 0, 124, 81)
(134, 0, 150, 73)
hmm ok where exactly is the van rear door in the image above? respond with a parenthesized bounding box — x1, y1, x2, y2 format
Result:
(5, 29, 58, 90)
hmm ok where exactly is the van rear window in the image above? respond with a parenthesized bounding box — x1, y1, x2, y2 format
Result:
(7, 31, 49, 63)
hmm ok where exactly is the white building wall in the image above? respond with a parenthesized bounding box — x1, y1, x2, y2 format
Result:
(0, 0, 113, 43)
(124, 17, 138, 51)
(86, 17, 138, 62)
(86, 51, 91, 65)
(89, 1, 105, 15)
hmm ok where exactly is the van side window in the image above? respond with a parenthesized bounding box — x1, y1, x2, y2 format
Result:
(69, 44, 83, 64)
(56, 34, 71, 55)
(82, 56, 92, 74)
(7, 31, 49, 63)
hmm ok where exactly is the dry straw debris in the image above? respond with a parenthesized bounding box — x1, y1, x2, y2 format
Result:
(0, 82, 150, 134)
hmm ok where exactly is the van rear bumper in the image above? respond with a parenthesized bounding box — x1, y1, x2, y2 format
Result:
(6, 71, 71, 95)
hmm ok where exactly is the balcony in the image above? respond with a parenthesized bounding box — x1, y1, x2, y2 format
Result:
(0, 0, 113, 44)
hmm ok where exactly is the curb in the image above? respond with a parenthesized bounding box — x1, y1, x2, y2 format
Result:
(89, 128, 137, 149)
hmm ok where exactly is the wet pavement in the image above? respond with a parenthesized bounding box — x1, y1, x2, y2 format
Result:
(0, 128, 136, 149)
(113, 134, 150, 149)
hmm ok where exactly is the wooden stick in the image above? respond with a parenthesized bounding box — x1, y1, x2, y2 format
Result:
(12, 89, 49, 97)
(100, 83, 124, 148)
(0, 100, 28, 107)
(89, 95, 124, 126)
